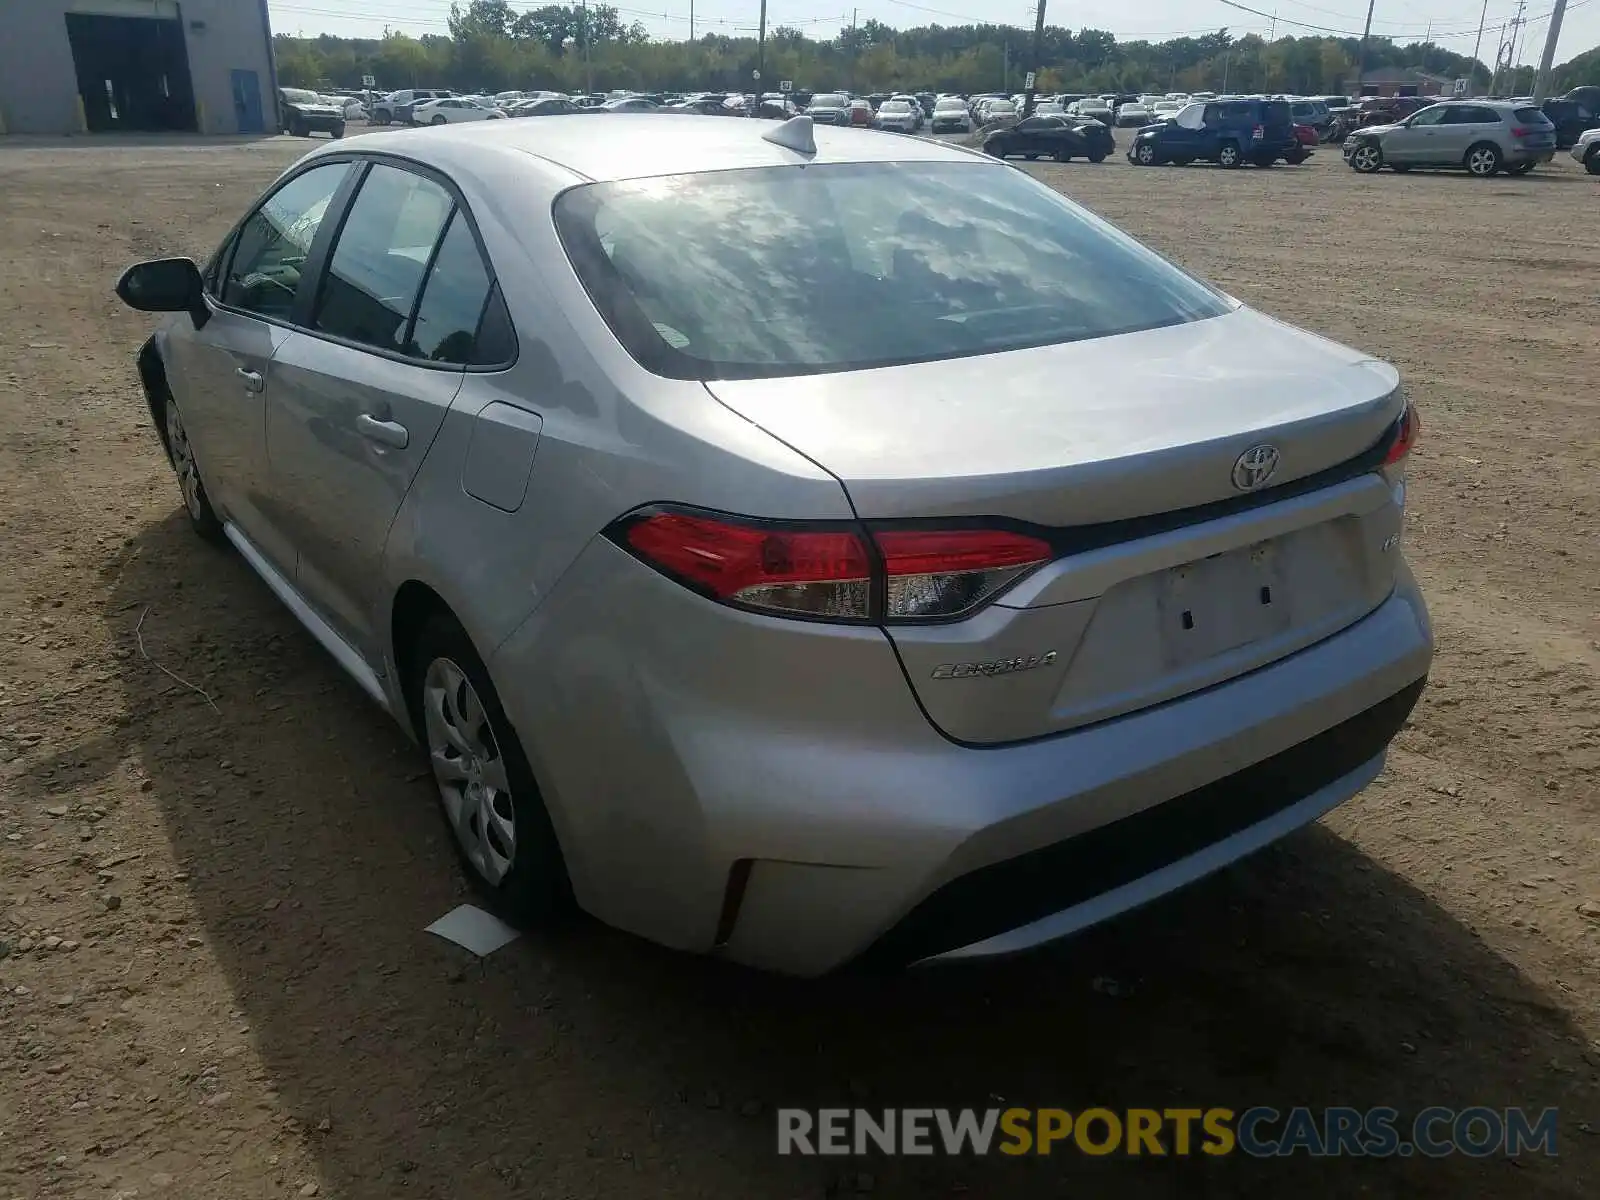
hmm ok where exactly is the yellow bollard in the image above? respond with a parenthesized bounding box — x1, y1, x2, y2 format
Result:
(74, 94, 87, 133)
(197, 99, 206, 133)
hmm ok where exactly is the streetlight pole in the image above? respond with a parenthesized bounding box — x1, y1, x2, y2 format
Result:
(756, 0, 767, 111)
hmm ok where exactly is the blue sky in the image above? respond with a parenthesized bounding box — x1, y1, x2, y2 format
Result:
(266, 0, 1599, 72)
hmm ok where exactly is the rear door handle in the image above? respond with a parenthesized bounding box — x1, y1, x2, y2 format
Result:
(356, 413, 409, 449)
(236, 368, 264, 393)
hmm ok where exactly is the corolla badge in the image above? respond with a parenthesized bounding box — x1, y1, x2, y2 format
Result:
(931, 651, 1057, 680)
(1231, 444, 1282, 492)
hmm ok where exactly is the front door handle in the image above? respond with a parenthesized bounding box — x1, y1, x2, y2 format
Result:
(356, 413, 409, 449)
(236, 368, 264, 393)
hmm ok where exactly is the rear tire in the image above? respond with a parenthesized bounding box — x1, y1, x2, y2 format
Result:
(430, 114, 448, 126)
(331, 123, 345, 139)
(1217, 140, 1242, 168)
(1053, 148, 1071, 162)
(1087, 150, 1106, 163)
(1284, 149, 1308, 165)
(407, 613, 572, 925)
(1587, 148, 1600, 175)
(1465, 141, 1501, 177)
(1505, 160, 1534, 175)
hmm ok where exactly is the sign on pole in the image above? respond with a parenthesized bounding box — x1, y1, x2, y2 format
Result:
(779, 80, 793, 92)
(362, 75, 376, 88)
(1452, 77, 1468, 95)
(1023, 71, 1036, 89)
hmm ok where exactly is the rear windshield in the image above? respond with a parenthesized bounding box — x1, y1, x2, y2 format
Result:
(812, 95, 847, 108)
(552, 161, 1231, 381)
(1514, 106, 1553, 124)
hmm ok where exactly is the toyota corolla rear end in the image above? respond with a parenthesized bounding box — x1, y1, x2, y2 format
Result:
(492, 142, 1431, 976)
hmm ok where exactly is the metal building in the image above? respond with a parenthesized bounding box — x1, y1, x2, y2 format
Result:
(0, 0, 280, 135)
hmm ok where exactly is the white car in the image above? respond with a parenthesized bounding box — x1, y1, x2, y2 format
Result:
(413, 97, 506, 125)
(1116, 102, 1151, 127)
(1571, 126, 1600, 174)
(873, 99, 921, 132)
(334, 97, 368, 121)
(929, 97, 971, 133)
(977, 99, 1015, 125)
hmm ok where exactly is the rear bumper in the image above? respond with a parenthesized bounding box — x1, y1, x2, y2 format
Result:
(494, 537, 1432, 977)
(287, 111, 343, 132)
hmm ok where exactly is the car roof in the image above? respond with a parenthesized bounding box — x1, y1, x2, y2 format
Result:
(323, 114, 985, 184)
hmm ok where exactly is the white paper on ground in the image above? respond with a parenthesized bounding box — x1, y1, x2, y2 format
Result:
(424, 904, 521, 957)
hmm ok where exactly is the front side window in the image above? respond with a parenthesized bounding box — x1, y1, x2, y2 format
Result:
(1410, 106, 1449, 127)
(554, 161, 1231, 382)
(223, 162, 351, 320)
(313, 164, 453, 353)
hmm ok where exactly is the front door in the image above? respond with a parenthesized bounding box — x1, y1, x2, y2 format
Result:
(164, 160, 353, 574)
(231, 68, 264, 133)
(266, 162, 498, 659)
(1386, 104, 1448, 163)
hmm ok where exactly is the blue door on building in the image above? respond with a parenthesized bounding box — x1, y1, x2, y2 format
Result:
(231, 69, 264, 133)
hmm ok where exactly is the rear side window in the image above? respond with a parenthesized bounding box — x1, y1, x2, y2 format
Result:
(1258, 101, 1292, 124)
(314, 164, 452, 353)
(1513, 106, 1551, 124)
(407, 212, 494, 364)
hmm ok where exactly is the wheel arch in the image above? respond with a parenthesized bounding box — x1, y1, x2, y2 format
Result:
(390, 579, 460, 739)
(136, 336, 174, 463)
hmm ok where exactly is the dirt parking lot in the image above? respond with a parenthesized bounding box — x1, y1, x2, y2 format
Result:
(0, 131, 1596, 1199)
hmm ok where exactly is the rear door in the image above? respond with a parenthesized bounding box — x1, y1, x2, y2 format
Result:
(265, 160, 511, 659)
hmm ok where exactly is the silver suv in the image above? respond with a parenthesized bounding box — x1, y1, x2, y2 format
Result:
(1344, 100, 1557, 176)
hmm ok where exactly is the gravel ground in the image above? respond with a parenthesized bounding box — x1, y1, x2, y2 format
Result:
(0, 130, 1597, 1200)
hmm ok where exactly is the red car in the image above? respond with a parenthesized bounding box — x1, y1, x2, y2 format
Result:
(1285, 123, 1316, 164)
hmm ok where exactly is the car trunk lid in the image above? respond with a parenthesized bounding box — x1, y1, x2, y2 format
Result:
(706, 307, 1407, 743)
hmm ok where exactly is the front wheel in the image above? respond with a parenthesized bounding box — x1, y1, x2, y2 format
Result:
(1217, 141, 1242, 168)
(1349, 141, 1383, 173)
(1465, 141, 1501, 177)
(410, 614, 572, 924)
(163, 397, 224, 543)
(1587, 148, 1600, 175)
(331, 124, 345, 139)
(1284, 149, 1308, 165)
(1133, 140, 1158, 166)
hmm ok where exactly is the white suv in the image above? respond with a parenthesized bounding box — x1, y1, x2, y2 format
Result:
(1571, 126, 1600, 174)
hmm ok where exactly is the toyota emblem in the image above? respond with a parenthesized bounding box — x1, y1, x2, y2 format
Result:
(1232, 444, 1281, 491)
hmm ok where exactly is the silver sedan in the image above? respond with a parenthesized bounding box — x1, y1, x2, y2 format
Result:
(115, 114, 1431, 975)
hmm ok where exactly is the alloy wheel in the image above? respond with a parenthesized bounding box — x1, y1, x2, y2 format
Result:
(1136, 142, 1156, 165)
(1351, 145, 1381, 172)
(1218, 144, 1239, 167)
(165, 401, 204, 521)
(1467, 146, 1498, 176)
(423, 656, 517, 886)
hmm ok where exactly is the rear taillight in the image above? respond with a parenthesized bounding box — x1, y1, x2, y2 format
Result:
(612, 508, 1052, 624)
(1251, 123, 1264, 140)
(1382, 403, 1420, 466)
(1511, 126, 1531, 138)
(876, 528, 1052, 619)
(618, 510, 871, 619)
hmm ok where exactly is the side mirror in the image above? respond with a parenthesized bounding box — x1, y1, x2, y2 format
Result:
(115, 257, 209, 328)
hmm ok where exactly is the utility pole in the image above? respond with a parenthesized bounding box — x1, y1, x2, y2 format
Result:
(1269, 10, 1277, 41)
(1471, 0, 1489, 93)
(847, 8, 857, 94)
(1023, 0, 1046, 116)
(581, 0, 592, 96)
(755, 0, 767, 113)
(1532, 0, 1568, 101)
(1357, 0, 1376, 94)
(689, 0, 694, 41)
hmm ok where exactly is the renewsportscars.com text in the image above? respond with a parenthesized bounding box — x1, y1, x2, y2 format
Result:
(777, 1106, 1560, 1158)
